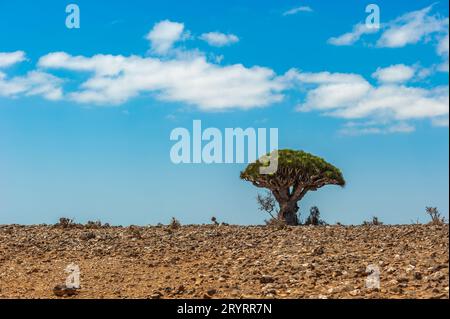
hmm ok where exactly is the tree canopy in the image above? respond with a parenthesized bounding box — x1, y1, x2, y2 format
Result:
(240, 149, 345, 190)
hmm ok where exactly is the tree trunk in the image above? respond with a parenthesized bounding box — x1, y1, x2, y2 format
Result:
(278, 200, 299, 225)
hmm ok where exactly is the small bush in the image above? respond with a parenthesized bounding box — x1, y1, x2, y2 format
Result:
(86, 220, 102, 229)
(57, 217, 75, 229)
(264, 218, 287, 229)
(211, 216, 219, 225)
(426, 207, 446, 225)
(256, 192, 278, 220)
(363, 216, 383, 226)
(304, 207, 326, 226)
(80, 232, 96, 240)
(169, 217, 181, 229)
(127, 225, 142, 239)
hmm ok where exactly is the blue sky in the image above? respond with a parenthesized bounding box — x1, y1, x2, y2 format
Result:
(0, 0, 448, 225)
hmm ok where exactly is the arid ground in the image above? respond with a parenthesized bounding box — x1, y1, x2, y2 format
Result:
(0, 223, 448, 299)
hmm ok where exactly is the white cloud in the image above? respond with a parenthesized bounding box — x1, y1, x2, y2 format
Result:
(38, 52, 286, 110)
(339, 121, 415, 136)
(0, 51, 62, 100)
(328, 5, 449, 64)
(292, 69, 448, 132)
(377, 6, 448, 48)
(145, 20, 186, 55)
(372, 64, 416, 83)
(436, 31, 449, 72)
(283, 6, 313, 16)
(432, 116, 449, 127)
(0, 70, 63, 100)
(328, 23, 378, 46)
(0, 21, 447, 135)
(0, 51, 26, 68)
(200, 32, 239, 47)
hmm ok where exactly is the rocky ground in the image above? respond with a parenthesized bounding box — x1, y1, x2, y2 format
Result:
(0, 223, 448, 299)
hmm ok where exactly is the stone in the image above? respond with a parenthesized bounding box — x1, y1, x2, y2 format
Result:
(260, 275, 275, 284)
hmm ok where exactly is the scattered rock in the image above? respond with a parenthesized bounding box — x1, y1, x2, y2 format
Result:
(80, 232, 96, 240)
(260, 275, 275, 284)
(312, 246, 325, 256)
(414, 272, 423, 280)
(206, 289, 217, 296)
(0, 224, 447, 299)
(53, 284, 79, 297)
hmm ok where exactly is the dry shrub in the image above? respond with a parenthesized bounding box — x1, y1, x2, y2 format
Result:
(426, 207, 446, 225)
(86, 220, 103, 229)
(127, 225, 142, 239)
(211, 216, 219, 225)
(169, 217, 181, 229)
(265, 218, 287, 230)
(363, 216, 383, 226)
(56, 217, 75, 229)
(304, 206, 327, 226)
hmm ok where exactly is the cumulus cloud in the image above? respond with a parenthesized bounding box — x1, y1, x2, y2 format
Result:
(0, 51, 26, 68)
(372, 64, 416, 83)
(0, 70, 63, 100)
(145, 20, 187, 55)
(290, 68, 448, 133)
(38, 52, 286, 110)
(199, 32, 239, 47)
(282, 6, 313, 16)
(0, 51, 62, 100)
(0, 20, 448, 135)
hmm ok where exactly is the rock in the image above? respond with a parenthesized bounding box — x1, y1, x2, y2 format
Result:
(176, 285, 185, 293)
(260, 275, 275, 284)
(53, 284, 79, 297)
(0, 224, 447, 299)
(206, 289, 217, 296)
(349, 289, 360, 296)
(414, 272, 423, 280)
(150, 292, 162, 299)
(80, 232, 96, 240)
(312, 246, 325, 256)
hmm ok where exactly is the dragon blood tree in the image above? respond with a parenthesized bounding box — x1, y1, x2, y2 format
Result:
(240, 149, 345, 225)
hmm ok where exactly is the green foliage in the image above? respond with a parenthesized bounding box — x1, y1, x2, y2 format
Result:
(240, 149, 345, 189)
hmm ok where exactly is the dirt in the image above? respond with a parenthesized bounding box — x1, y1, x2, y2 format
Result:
(0, 223, 448, 299)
